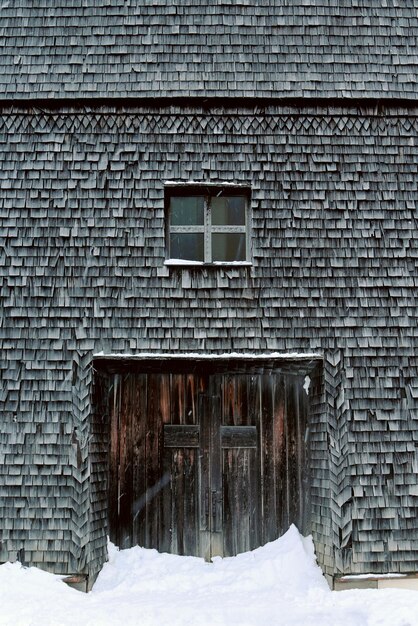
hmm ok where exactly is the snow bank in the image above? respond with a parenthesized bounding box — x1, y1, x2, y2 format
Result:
(93, 524, 328, 597)
(1, 526, 418, 626)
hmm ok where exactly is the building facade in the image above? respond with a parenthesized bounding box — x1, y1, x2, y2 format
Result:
(0, 2, 417, 588)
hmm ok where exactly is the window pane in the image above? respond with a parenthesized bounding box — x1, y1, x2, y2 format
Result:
(212, 233, 246, 262)
(170, 232, 204, 261)
(211, 196, 246, 226)
(170, 196, 204, 226)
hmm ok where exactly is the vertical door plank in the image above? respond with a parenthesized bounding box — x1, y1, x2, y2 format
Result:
(210, 394, 223, 557)
(185, 373, 198, 425)
(260, 373, 277, 543)
(223, 374, 234, 426)
(108, 373, 121, 545)
(118, 374, 134, 548)
(299, 383, 310, 534)
(223, 447, 257, 556)
(164, 374, 185, 554)
(159, 374, 172, 552)
(222, 375, 259, 556)
(170, 448, 184, 554)
(132, 374, 147, 547)
(249, 373, 262, 549)
(171, 373, 184, 425)
(285, 375, 299, 529)
(273, 374, 287, 534)
(182, 448, 199, 555)
(168, 447, 199, 555)
(199, 393, 211, 560)
(144, 373, 162, 549)
(163, 374, 200, 556)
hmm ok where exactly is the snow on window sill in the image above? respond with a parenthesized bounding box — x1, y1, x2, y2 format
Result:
(164, 259, 252, 267)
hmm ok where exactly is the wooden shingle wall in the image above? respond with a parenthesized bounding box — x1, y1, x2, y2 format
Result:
(0, 104, 417, 578)
(0, 1, 417, 100)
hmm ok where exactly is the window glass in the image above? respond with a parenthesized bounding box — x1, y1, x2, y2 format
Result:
(211, 196, 246, 226)
(170, 232, 204, 262)
(170, 196, 205, 226)
(212, 233, 246, 262)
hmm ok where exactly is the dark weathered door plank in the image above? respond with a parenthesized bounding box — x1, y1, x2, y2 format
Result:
(199, 393, 211, 559)
(273, 374, 287, 534)
(260, 374, 278, 544)
(108, 373, 121, 545)
(118, 374, 134, 548)
(209, 394, 223, 557)
(144, 373, 162, 549)
(132, 374, 147, 547)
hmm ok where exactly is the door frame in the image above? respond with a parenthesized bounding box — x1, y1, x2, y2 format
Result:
(94, 353, 323, 555)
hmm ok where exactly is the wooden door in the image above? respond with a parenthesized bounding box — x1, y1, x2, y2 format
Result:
(108, 367, 309, 557)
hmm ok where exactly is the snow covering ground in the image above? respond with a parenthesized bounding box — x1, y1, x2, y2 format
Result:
(1, 526, 418, 626)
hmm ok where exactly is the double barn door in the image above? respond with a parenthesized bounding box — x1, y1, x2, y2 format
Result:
(108, 366, 309, 559)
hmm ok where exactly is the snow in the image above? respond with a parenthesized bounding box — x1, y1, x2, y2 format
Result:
(164, 259, 252, 266)
(93, 351, 323, 360)
(164, 181, 249, 187)
(1, 526, 418, 626)
(341, 573, 407, 580)
(164, 259, 205, 265)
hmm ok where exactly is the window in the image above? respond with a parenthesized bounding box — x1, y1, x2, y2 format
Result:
(165, 186, 251, 264)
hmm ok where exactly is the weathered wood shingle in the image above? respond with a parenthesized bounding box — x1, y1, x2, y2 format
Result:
(0, 1, 417, 100)
(0, 104, 417, 579)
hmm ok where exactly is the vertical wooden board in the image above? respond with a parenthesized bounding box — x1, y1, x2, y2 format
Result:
(158, 374, 172, 550)
(171, 373, 184, 425)
(221, 374, 259, 556)
(168, 447, 199, 556)
(209, 395, 223, 557)
(159, 444, 173, 554)
(170, 448, 184, 554)
(222, 448, 233, 555)
(222, 448, 258, 556)
(272, 373, 287, 535)
(118, 373, 134, 549)
(132, 374, 147, 548)
(185, 373, 198, 425)
(246, 375, 261, 551)
(181, 448, 199, 555)
(247, 444, 260, 551)
(108, 373, 121, 545)
(240, 449, 254, 553)
(199, 394, 210, 535)
(299, 382, 310, 535)
(222, 374, 249, 427)
(246, 374, 258, 428)
(223, 374, 234, 426)
(248, 373, 263, 546)
(160, 373, 171, 426)
(285, 375, 300, 529)
(237, 374, 249, 426)
(260, 373, 277, 543)
(144, 373, 163, 549)
(222, 448, 237, 556)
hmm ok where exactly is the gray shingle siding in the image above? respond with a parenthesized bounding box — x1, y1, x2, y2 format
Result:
(0, 104, 417, 578)
(0, 1, 417, 100)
